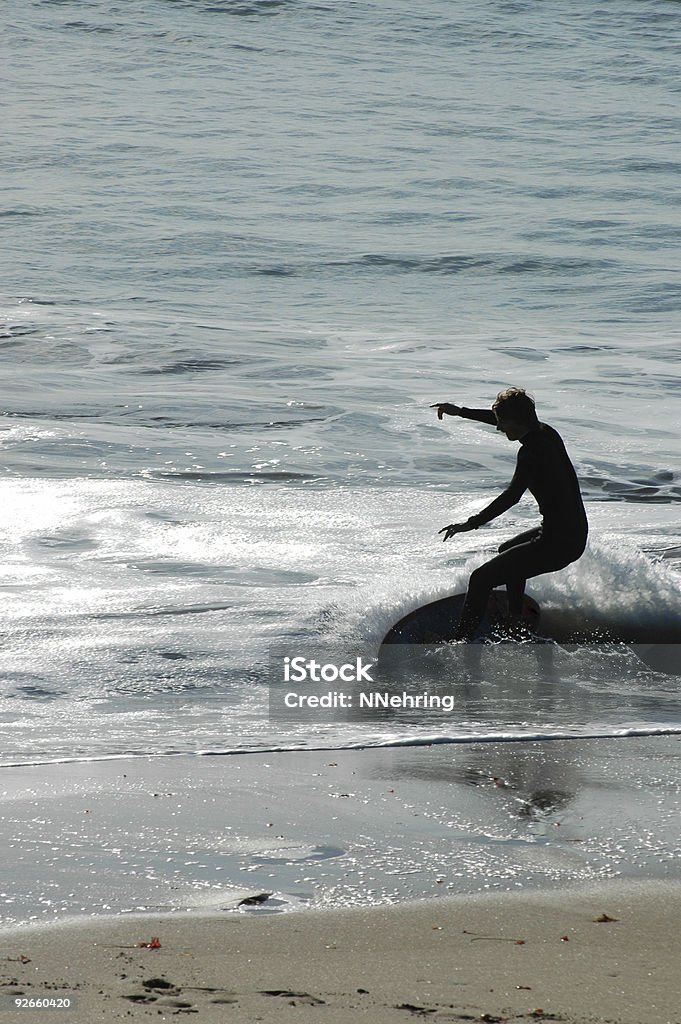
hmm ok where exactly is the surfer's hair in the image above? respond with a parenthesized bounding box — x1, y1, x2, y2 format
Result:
(492, 387, 539, 425)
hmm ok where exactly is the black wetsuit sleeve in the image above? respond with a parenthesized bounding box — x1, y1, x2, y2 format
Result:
(467, 459, 529, 527)
(458, 407, 497, 425)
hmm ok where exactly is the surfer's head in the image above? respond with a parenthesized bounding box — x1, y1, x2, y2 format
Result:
(493, 387, 539, 441)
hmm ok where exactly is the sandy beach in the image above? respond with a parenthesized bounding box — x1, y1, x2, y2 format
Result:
(1, 741, 680, 1022)
(1, 881, 680, 1024)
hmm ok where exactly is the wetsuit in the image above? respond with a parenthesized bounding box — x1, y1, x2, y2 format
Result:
(454, 408, 588, 640)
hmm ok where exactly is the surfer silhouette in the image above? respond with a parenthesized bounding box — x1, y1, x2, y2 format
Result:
(431, 387, 588, 641)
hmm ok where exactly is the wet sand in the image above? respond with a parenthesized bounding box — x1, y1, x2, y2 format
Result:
(2, 739, 680, 924)
(1, 740, 680, 1021)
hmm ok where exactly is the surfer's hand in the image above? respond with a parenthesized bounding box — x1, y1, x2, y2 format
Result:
(431, 402, 462, 420)
(438, 522, 473, 541)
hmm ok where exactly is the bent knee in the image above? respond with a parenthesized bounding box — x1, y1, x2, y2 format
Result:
(469, 564, 495, 589)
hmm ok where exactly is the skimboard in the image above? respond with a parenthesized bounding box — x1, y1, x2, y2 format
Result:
(381, 590, 540, 646)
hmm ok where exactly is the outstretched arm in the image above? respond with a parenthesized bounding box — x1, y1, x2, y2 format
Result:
(439, 464, 528, 540)
(467, 470, 527, 527)
(431, 403, 496, 425)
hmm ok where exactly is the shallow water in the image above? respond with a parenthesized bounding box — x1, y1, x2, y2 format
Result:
(2, 0, 681, 766)
(1, 740, 680, 926)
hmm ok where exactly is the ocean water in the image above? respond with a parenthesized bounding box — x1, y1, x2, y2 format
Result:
(2, 0, 681, 767)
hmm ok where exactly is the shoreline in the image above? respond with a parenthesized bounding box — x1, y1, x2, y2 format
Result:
(2, 738, 680, 928)
(2, 738, 680, 1021)
(2, 712, 681, 773)
(1, 879, 680, 1023)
